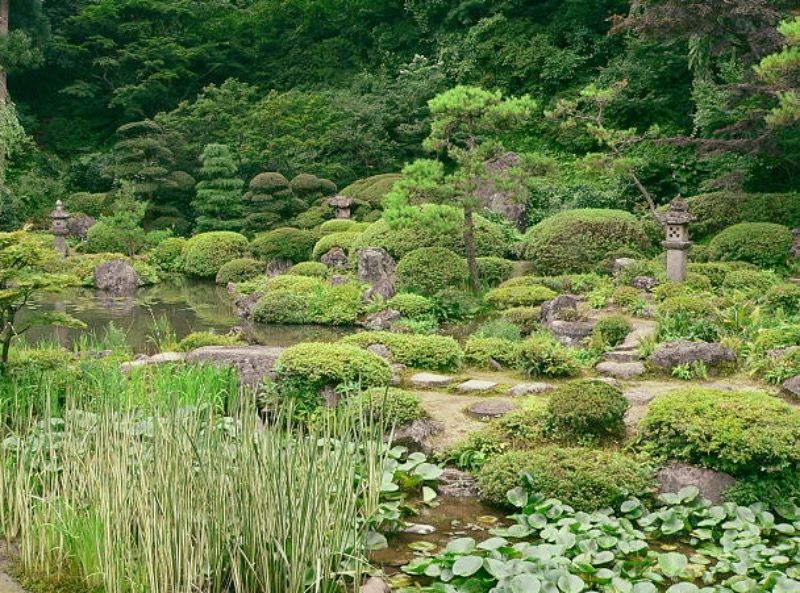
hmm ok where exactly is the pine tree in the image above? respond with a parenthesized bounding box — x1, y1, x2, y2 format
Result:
(193, 144, 244, 232)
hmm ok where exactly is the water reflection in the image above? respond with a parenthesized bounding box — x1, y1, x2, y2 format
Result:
(20, 279, 351, 353)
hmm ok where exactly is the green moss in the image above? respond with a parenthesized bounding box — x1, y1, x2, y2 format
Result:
(342, 331, 463, 371)
(250, 227, 316, 263)
(477, 446, 654, 510)
(523, 209, 652, 275)
(215, 257, 264, 284)
(182, 231, 249, 278)
(396, 247, 468, 296)
(708, 222, 792, 269)
(638, 388, 800, 475)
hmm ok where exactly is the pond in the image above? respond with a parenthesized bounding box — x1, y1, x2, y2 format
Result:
(19, 279, 351, 353)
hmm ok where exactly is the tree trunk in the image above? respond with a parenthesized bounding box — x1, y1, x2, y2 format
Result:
(463, 205, 481, 294)
(0, 0, 8, 103)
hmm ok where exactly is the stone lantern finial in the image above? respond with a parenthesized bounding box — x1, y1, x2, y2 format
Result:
(50, 199, 71, 257)
(661, 197, 697, 282)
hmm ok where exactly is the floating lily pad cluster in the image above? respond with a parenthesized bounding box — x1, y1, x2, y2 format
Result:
(401, 486, 800, 593)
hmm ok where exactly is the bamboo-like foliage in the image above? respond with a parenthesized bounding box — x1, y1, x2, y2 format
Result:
(0, 399, 384, 593)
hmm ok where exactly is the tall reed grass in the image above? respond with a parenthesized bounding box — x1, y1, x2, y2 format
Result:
(1, 391, 384, 593)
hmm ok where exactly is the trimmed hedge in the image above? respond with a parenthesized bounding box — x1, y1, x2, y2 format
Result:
(721, 269, 781, 292)
(764, 283, 800, 312)
(464, 336, 521, 369)
(313, 387, 426, 429)
(288, 261, 328, 277)
(517, 333, 579, 378)
(708, 222, 792, 269)
(523, 209, 652, 275)
(687, 262, 757, 288)
(250, 227, 316, 263)
(275, 342, 392, 391)
(500, 307, 542, 334)
(215, 258, 264, 284)
(312, 231, 362, 260)
(477, 446, 654, 510)
(685, 191, 800, 239)
(500, 273, 604, 294)
(545, 380, 628, 439)
(476, 257, 515, 288)
(181, 231, 249, 278)
(253, 277, 365, 325)
(396, 247, 468, 296)
(342, 331, 463, 371)
(485, 285, 557, 309)
(388, 293, 435, 319)
(340, 173, 402, 207)
(638, 388, 800, 475)
(319, 219, 360, 234)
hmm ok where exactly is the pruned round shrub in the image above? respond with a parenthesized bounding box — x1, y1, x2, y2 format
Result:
(292, 204, 332, 229)
(708, 222, 792, 268)
(289, 173, 336, 200)
(478, 447, 654, 510)
(688, 262, 757, 288)
(342, 331, 463, 371)
(396, 247, 467, 297)
(181, 231, 249, 278)
(658, 295, 716, 317)
(388, 293, 435, 319)
(722, 269, 781, 292)
(312, 231, 362, 260)
(485, 285, 556, 309)
(500, 307, 541, 334)
(523, 209, 652, 275)
(288, 261, 328, 277)
(250, 227, 315, 263)
(275, 342, 392, 392)
(253, 276, 365, 325)
(464, 337, 520, 369)
(764, 283, 800, 312)
(517, 333, 579, 378)
(500, 273, 603, 294)
(353, 212, 509, 260)
(476, 257, 515, 288)
(591, 315, 632, 348)
(65, 191, 111, 218)
(545, 380, 628, 439)
(685, 191, 800, 239)
(176, 331, 243, 352)
(254, 290, 314, 324)
(313, 387, 426, 429)
(215, 258, 264, 284)
(612, 286, 644, 308)
(638, 388, 800, 475)
(319, 219, 359, 234)
(340, 173, 401, 207)
(149, 237, 186, 273)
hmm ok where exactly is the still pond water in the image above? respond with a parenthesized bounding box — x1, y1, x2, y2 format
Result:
(21, 279, 350, 353)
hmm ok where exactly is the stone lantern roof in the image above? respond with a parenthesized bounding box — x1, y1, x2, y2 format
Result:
(50, 199, 69, 221)
(660, 197, 697, 226)
(328, 195, 353, 208)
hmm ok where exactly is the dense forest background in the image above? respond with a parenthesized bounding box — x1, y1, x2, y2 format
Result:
(1, 0, 798, 232)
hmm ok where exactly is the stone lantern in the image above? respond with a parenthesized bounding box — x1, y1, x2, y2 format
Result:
(50, 200, 70, 257)
(328, 195, 353, 219)
(661, 198, 696, 282)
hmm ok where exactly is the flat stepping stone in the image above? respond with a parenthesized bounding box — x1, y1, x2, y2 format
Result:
(456, 379, 498, 393)
(507, 382, 555, 397)
(624, 390, 656, 405)
(603, 350, 641, 363)
(467, 400, 514, 420)
(409, 372, 455, 388)
(596, 361, 646, 379)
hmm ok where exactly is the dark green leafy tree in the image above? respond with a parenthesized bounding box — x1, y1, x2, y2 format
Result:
(0, 229, 85, 370)
(387, 86, 535, 293)
(193, 143, 244, 232)
(84, 185, 148, 257)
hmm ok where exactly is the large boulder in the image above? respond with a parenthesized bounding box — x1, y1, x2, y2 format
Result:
(438, 467, 480, 497)
(67, 214, 97, 240)
(358, 247, 396, 300)
(549, 319, 596, 346)
(650, 340, 736, 370)
(791, 228, 800, 258)
(783, 375, 800, 399)
(476, 152, 527, 229)
(392, 418, 444, 454)
(657, 463, 735, 504)
(540, 295, 579, 324)
(185, 345, 284, 388)
(94, 260, 139, 295)
(321, 247, 348, 270)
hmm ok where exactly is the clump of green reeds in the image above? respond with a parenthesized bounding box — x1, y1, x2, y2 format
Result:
(1, 398, 384, 593)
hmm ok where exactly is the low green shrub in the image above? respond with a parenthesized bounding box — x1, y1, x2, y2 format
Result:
(131, 260, 160, 286)
(340, 173, 401, 207)
(312, 231, 362, 260)
(517, 333, 579, 378)
(215, 258, 264, 284)
(523, 209, 652, 275)
(464, 337, 521, 369)
(253, 276, 365, 326)
(722, 269, 781, 292)
(387, 293, 435, 319)
(750, 325, 800, 354)
(61, 253, 131, 287)
(485, 285, 556, 309)
(500, 307, 541, 334)
(288, 261, 328, 277)
(685, 191, 800, 239)
(182, 232, 249, 278)
(250, 227, 316, 263)
(591, 315, 632, 349)
(149, 237, 186, 273)
(611, 286, 645, 308)
(308, 283, 365, 325)
(658, 295, 716, 317)
(477, 446, 654, 510)
(724, 469, 800, 508)
(319, 219, 359, 234)
(476, 257, 514, 288)
(763, 283, 800, 312)
(687, 262, 757, 288)
(638, 388, 800, 475)
(176, 331, 243, 352)
(312, 387, 426, 429)
(499, 273, 603, 294)
(342, 331, 463, 371)
(750, 348, 800, 385)
(254, 290, 313, 324)
(473, 319, 522, 341)
(396, 247, 467, 296)
(275, 342, 392, 392)
(545, 380, 628, 440)
(708, 222, 792, 269)
(430, 289, 484, 322)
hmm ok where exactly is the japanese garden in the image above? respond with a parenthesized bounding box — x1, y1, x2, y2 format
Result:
(1, 1, 800, 593)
